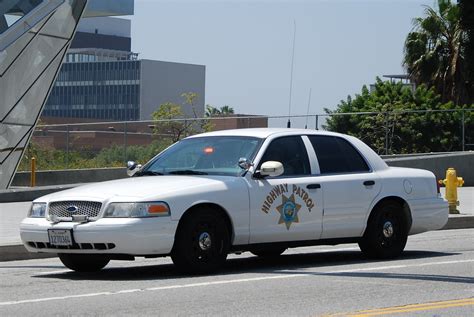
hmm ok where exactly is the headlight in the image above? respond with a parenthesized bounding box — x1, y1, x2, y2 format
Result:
(104, 202, 170, 218)
(28, 203, 46, 218)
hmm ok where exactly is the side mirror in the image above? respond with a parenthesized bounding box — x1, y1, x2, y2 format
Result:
(126, 161, 142, 177)
(258, 161, 284, 177)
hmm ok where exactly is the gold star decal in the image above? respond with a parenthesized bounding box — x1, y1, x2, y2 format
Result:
(276, 194, 302, 230)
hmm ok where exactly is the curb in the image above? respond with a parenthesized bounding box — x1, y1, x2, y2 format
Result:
(441, 215, 474, 230)
(1, 215, 473, 262)
(0, 244, 56, 262)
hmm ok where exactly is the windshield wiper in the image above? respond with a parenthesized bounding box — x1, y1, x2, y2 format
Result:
(135, 170, 164, 177)
(168, 170, 208, 175)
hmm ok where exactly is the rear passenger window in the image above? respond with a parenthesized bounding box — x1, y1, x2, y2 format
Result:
(308, 136, 369, 174)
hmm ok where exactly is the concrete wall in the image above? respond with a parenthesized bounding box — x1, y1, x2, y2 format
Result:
(12, 167, 127, 187)
(12, 152, 473, 187)
(139, 60, 206, 120)
(385, 152, 474, 186)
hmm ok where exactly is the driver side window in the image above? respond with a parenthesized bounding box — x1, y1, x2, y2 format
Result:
(259, 136, 310, 176)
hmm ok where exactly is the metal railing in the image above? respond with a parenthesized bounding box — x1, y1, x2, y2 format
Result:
(23, 108, 473, 170)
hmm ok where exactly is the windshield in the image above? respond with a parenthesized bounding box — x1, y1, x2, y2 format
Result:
(138, 136, 262, 177)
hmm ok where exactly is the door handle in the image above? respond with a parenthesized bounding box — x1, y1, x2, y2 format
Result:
(363, 180, 375, 186)
(306, 184, 321, 189)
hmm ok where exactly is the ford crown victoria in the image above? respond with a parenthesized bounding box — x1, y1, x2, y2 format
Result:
(20, 128, 448, 273)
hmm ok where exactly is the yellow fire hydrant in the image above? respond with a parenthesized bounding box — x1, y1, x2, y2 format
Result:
(439, 168, 464, 214)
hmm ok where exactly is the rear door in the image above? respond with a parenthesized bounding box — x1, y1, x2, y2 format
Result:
(307, 135, 382, 239)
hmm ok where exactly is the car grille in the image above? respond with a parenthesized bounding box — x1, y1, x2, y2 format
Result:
(48, 201, 102, 220)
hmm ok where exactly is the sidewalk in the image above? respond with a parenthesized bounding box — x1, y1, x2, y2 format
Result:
(0, 185, 473, 261)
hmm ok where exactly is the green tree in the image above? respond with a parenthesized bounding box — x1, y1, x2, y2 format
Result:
(152, 102, 188, 142)
(324, 78, 473, 154)
(403, 0, 469, 105)
(219, 105, 234, 115)
(152, 92, 211, 142)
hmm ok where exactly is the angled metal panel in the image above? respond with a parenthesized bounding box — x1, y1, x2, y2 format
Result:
(0, 0, 88, 189)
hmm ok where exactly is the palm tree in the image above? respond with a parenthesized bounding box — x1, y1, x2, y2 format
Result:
(403, 0, 467, 104)
(205, 105, 235, 117)
(219, 105, 234, 115)
(205, 105, 221, 117)
(459, 0, 474, 104)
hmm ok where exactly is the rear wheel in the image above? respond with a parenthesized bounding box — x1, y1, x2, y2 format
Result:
(58, 254, 110, 272)
(359, 201, 408, 259)
(171, 208, 230, 274)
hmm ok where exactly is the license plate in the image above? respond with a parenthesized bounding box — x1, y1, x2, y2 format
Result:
(48, 229, 73, 246)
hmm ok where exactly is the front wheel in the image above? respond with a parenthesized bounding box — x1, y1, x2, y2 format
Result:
(171, 208, 230, 274)
(59, 254, 110, 272)
(359, 201, 408, 259)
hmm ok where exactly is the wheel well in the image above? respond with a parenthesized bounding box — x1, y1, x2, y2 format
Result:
(368, 196, 412, 232)
(175, 203, 234, 243)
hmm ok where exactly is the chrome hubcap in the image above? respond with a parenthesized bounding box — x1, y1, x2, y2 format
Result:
(383, 221, 394, 238)
(198, 232, 212, 251)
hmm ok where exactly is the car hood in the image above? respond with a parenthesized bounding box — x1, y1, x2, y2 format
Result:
(36, 175, 239, 202)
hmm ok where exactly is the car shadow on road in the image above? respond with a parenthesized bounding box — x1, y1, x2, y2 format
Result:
(32, 249, 460, 282)
(307, 271, 474, 284)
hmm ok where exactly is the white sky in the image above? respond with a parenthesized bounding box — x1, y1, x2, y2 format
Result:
(130, 0, 434, 123)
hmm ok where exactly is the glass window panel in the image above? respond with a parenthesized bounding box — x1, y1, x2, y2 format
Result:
(309, 136, 369, 174)
(6, 47, 65, 125)
(0, 123, 30, 162)
(0, 31, 34, 74)
(0, 151, 20, 188)
(39, 0, 86, 39)
(0, 35, 67, 119)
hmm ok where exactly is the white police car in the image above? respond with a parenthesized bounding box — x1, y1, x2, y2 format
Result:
(20, 128, 448, 273)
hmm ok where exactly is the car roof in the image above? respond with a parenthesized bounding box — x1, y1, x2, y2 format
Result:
(186, 128, 344, 139)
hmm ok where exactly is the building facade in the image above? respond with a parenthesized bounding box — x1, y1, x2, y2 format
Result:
(42, 17, 205, 122)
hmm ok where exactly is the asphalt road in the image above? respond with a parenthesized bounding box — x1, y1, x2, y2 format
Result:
(1, 229, 473, 317)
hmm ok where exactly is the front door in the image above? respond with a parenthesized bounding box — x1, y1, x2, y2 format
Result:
(246, 136, 323, 243)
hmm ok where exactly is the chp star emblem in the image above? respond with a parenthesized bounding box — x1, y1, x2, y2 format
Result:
(276, 193, 302, 230)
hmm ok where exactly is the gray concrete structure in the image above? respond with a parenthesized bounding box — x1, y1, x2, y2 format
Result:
(385, 152, 474, 186)
(140, 60, 206, 120)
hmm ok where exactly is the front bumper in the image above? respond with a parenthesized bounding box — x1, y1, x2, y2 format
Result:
(20, 217, 178, 256)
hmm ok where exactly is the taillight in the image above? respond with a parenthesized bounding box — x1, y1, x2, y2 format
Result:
(436, 180, 441, 194)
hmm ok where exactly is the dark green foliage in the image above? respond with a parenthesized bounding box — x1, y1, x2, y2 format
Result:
(403, 0, 474, 105)
(19, 140, 172, 171)
(324, 79, 473, 154)
(459, 0, 474, 103)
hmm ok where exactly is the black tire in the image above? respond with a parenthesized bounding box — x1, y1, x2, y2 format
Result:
(359, 201, 408, 259)
(250, 247, 286, 258)
(171, 208, 230, 274)
(58, 254, 110, 272)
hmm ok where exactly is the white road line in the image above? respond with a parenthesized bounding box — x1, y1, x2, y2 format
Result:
(1, 258, 473, 307)
(0, 274, 302, 306)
